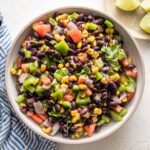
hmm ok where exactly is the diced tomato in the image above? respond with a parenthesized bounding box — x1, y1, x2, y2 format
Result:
(125, 68, 137, 79)
(84, 123, 96, 137)
(16, 57, 22, 68)
(127, 92, 135, 101)
(68, 28, 83, 43)
(32, 115, 43, 124)
(120, 58, 129, 67)
(21, 64, 29, 73)
(114, 105, 123, 113)
(37, 114, 48, 121)
(41, 77, 51, 85)
(85, 88, 92, 96)
(64, 94, 74, 101)
(27, 111, 34, 117)
(32, 21, 51, 37)
(78, 75, 87, 84)
(78, 53, 88, 62)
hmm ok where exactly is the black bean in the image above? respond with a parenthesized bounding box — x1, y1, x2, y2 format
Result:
(76, 62, 82, 71)
(55, 104, 61, 112)
(101, 95, 108, 101)
(69, 49, 76, 55)
(32, 31, 39, 38)
(16, 84, 21, 91)
(126, 64, 136, 69)
(65, 36, 73, 43)
(101, 66, 110, 73)
(31, 48, 38, 55)
(95, 126, 101, 133)
(81, 46, 88, 52)
(109, 81, 117, 94)
(88, 104, 96, 110)
(73, 56, 79, 63)
(71, 126, 77, 132)
(77, 13, 84, 21)
(97, 40, 104, 47)
(83, 16, 88, 22)
(94, 46, 100, 51)
(30, 56, 39, 62)
(76, 49, 81, 54)
(19, 106, 27, 114)
(26, 43, 33, 50)
(49, 65, 57, 71)
(36, 51, 45, 58)
(93, 19, 103, 25)
(68, 67, 74, 73)
(18, 50, 25, 56)
(105, 35, 110, 42)
(90, 75, 96, 80)
(87, 14, 93, 21)
(45, 33, 53, 40)
(82, 40, 88, 47)
(80, 108, 88, 116)
(26, 98, 35, 105)
(35, 70, 41, 77)
(92, 88, 98, 93)
(58, 21, 64, 27)
(71, 101, 76, 110)
(68, 82, 73, 88)
(47, 49, 55, 55)
(54, 51, 61, 58)
(93, 30, 102, 36)
(77, 107, 82, 112)
(93, 96, 101, 104)
(109, 101, 117, 107)
(48, 21, 54, 30)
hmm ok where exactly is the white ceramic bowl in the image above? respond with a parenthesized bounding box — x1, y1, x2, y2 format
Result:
(5, 7, 145, 144)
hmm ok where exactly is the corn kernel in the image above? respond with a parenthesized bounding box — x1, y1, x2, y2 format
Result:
(79, 84, 87, 90)
(99, 33, 104, 38)
(71, 110, 78, 117)
(45, 71, 49, 76)
(82, 30, 88, 38)
(65, 63, 70, 67)
(50, 93, 55, 97)
(91, 66, 99, 73)
(42, 127, 52, 134)
(123, 82, 128, 86)
(110, 73, 120, 81)
(62, 19, 69, 27)
(77, 41, 82, 49)
(94, 108, 102, 115)
(33, 78, 39, 85)
(58, 64, 64, 69)
(128, 58, 133, 64)
(92, 117, 98, 123)
(56, 14, 68, 21)
(54, 34, 61, 42)
(75, 127, 84, 138)
(87, 48, 94, 55)
(84, 112, 90, 118)
(122, 98, 127, 103)
(109, 34, 113, 38)
(101, 77, 108, 84)
(20, 103, 26, 107)
(80, 92, 86, 98)
(17, 69, 22, 76)
(61, 75, 69, 83)
(60, 84, 68, 89)
(11, 68, 17, 75)
(55, 85, 60, 90)
(74, 123, 84, 127)
(69, 75, 77, 81)
(58, 100, 63, 105)
(93, 40, 97, 47)
(40, 64, 46, 72)
(116, 90, 120, 96)
(72, 114, 80, 123)
(60, 107, 65, 113)
(87, 36, 95, 43)
(93, 51, 100, 59)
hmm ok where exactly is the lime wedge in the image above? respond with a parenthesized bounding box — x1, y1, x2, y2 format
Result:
(140, 0, 150, 12)
(140, 12, 150, 34)
(116, 0, 140, 11)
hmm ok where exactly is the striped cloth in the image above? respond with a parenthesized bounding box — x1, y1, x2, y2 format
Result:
(0, 15, 57, 150)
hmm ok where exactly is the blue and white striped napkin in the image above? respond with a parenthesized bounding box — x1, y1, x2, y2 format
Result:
(0, 14, 57, 150)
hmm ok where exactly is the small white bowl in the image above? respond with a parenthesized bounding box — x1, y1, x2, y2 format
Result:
(5, 7, 145, 144)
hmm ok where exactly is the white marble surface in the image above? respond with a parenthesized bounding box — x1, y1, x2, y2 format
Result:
(0, 0, 150, 149)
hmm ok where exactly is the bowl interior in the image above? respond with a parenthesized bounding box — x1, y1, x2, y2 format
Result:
(5, 7, 144, 144)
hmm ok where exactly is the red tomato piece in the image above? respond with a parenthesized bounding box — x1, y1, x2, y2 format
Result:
(85, 89, 92, 96)
(78, 75, 87, 84)
(120, 58, 129, 67)
(84, 123, 96, 137)
(114, 105, 123, 113)
(32, 21, 51, 37)
(37, 114, 48, 121)
(64, 94, 74, 101)
(41, 77, 51, 85)
(78, 53, 88, 62)
(32, 115, 43, 124)
(127, 92, 135, 102)
(68, 28, 83, 43)
(27, 111, 34, 117)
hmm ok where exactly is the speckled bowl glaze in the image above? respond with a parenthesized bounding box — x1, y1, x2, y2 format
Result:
(5, 7, 145, 144)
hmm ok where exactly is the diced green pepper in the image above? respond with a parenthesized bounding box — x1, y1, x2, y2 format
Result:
(26, 85, 35, 93)
(126, 78, 136, 92)
(54, 68, 69, 81)
(35, 85, 44, 93)
(94, 72, 103, 81)
(49, 17, 56, 24)
(61, 68, 69, 76)
(61, 101, 71, 109)
(104, 19, 114, 28)
(20, 85, 26, 92)
(54, 89, 63, 99)
(69, 12, 79, 20)
(86, 23, 97, 30)
(73, 85, 80, 91)
(28, 61, 38, 73)
(23, 75, 37, 87)
(97, 119, 105, 126)
(118, 85, 127, 92)
(94, 58, 104, 69)
(118, 107, 127, 117)
(102, 115, 110, 123)
(76, 92, 91, 106)
(54, 40, 69, 56)
(111, 111, 122, 122)
(51, 79, 58, 86)
(16, 95, 26, 104)
(24, 50, 31, 58)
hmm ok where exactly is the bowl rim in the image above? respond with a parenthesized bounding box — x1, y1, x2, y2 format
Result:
(5, 6, 145, 144)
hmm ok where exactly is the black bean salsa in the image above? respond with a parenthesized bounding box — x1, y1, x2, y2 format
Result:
(11, 12, 137, 139)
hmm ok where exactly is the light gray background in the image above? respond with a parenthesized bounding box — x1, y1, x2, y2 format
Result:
(0, 0, 150, 149)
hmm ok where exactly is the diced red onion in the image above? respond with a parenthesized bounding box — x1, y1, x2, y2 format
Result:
(42, 84, 50, 90)
(119, 92, 127, 101)
(86, 78, 93, 86)
(19, 73, 28, 83)
(67, 22, 77, 30)
(55, 26, 63, 34)
(113, 96, 121, 104)
(33, 101, 44, 114)
(50, 123, 60, 136)
(43, 119, 53, 128)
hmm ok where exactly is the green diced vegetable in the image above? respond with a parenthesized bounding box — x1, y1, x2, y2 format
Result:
(28, 61, 38, 73)
(104, 19, 114, 28)
(26, 85, 35, 93)
(94, 72, 103, 80)
(54, 40, 69, 56)
(23, 75, 37, 87)
(54, 68, 69, 81)
(35, 85, 44, 93)
(43, 103, 49, 111)
(111, 111, 122, 122)
(102, 115, 110, 123)
(51, 79, 58, 86)
(61, 68, 69, 76)
(126, 77, 136, 92)
(20, 85, 26, 92)
(73, 85, 80, 91)
(86, 23, 97, 30)
(69, 12, 79, 20)
(54, 89, 63, 99)
(48, 111, 63, 117)
(49, 17, 56, 24)
(118, 107, 127, 117)
(61, 101, 72, 109)
(94, 58, 104, 69)
(97, 119, 105, 126)
(16, 95, 26, 104)
(118, 84, 127, 92)
(76, 92, 91, 106)
(24, 50, 31, 58)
